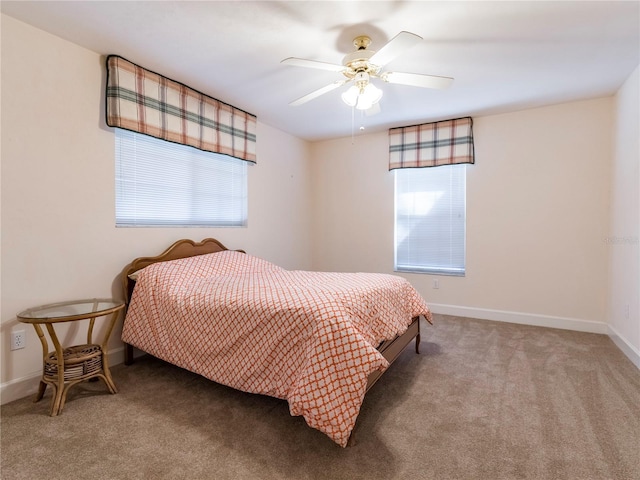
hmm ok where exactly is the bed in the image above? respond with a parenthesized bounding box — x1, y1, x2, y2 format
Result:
(121, 238, 432, 447)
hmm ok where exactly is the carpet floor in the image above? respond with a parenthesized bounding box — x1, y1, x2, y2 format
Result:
(2, 314, 639, 480)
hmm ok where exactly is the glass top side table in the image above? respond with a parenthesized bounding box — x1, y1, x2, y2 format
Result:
(17, 298, 125, 416)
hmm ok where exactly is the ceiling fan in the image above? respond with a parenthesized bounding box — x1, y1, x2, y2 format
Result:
(281, 31, 454, 110)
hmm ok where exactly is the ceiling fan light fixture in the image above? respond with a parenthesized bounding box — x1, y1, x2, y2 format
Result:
(342, 82, 383, 110)
(355, 83, 383, 110)
(341, 85, 359, 107)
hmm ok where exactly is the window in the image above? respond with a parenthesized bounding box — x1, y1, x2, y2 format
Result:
(115, 129, 247, 227)
(394, 165, 466, 275)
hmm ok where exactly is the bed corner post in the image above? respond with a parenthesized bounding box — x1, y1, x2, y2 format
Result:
(124, 343, 134, 365)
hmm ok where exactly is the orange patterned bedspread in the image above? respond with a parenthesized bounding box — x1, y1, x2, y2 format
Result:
(122, 251, 431, 446)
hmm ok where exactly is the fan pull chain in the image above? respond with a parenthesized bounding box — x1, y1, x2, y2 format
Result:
(351, 105, 355, 144)
(349, 106, 368, 144)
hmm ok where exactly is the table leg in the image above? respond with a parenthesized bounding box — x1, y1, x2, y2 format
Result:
(45, 324, 66, 417)
(101, 352, 118, 394)
(32, 323, 50, 403)
(34, 381, 47, 403)
(99, 311, 121, 394)
(50, 387, 65, 416)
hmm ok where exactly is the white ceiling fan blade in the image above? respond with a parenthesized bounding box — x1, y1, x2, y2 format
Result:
(289, 79, 350, 106)
(368, 31, 422, 67)
(383, 71, 454, 89)
(281, 57, 345, 73)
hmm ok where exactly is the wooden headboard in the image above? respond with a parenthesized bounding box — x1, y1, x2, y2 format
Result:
(121, 238, 244, 305)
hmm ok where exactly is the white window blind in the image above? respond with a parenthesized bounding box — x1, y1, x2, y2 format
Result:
(115, 129, 247, 227)
(394, 164, 466, 275)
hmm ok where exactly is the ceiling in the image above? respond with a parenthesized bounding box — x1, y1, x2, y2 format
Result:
(2, 1, 639, 141)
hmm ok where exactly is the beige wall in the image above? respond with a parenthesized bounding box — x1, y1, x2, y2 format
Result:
(0, 15, 312, 399)
(311, 98, 613, 330)
(2, 13, 637, 401)
(608, 64, 640, 365)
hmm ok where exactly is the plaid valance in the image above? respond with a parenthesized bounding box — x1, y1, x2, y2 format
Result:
(106, 55, 256, 163)
(389, 116, 474, 170)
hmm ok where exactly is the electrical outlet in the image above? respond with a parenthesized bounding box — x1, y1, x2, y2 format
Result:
(11, 330, 26, 350)
(433, 279, 440, 289)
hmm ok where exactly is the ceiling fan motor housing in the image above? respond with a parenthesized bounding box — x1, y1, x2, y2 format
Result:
(353, 71, 370, 89)
(342, 42, 380, 79)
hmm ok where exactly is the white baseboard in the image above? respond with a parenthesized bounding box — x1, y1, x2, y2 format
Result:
(1, 346, 126, 406)
(429, 303, 639, 369)
(607, 324, 640, 369)
(3, 308, 638, 404)
(428, 303, 609, 333)
(0, 372, 42, 405)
